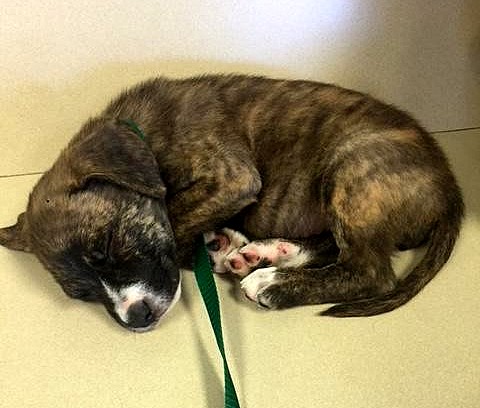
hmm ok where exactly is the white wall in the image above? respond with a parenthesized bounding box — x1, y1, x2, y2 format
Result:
(1, 0, 479, 173)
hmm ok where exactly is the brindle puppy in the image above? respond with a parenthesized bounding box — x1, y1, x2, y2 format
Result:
(0, 75, 464, 331)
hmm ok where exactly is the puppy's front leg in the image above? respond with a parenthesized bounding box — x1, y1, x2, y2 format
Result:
(167, 163, 261, 265)
(217, 231, 339, 277)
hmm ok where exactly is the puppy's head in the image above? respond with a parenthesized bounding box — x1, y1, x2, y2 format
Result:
(0, 119, 180, 332)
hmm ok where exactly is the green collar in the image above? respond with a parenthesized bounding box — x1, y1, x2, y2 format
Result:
(120, 119, 146, 141)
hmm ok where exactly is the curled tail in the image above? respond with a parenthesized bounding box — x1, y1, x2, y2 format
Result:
(322, 200, 464, 317)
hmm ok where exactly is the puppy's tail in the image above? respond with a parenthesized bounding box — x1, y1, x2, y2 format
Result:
(321, 201, 464, 318)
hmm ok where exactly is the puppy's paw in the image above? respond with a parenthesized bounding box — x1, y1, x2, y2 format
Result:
(240, 267, 283, 309)
(239, 239, 308, 266)
(223, 249, 254, 277)
(224, 238, 311, 278)
(204, 228, 249, 274)
(242, 239, 300, 265)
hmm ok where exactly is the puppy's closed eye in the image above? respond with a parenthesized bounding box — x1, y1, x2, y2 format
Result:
(84, 229, 115, 268)
(84, 250, 108, 268)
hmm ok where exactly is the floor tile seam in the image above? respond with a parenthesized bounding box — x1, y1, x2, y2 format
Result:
(0, 171, 44, 179)
(432, 126, 480, 134)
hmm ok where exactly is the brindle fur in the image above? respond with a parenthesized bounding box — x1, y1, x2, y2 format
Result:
(0, 74, 464, 319)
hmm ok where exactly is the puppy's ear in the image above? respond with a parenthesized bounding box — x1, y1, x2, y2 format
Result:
(59, 119, 166, 198)
(0, 212, 32, 252)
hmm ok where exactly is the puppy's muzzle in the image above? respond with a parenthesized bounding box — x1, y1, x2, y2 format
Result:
(103, 278, 182, 332)
(127, 300, 156, 329)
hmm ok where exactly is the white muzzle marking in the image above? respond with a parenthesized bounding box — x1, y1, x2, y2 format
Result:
(101, 277, 182, 328)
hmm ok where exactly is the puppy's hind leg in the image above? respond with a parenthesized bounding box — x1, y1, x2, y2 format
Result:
(241, 223, 397, 310)
(241, 246, 396, 310)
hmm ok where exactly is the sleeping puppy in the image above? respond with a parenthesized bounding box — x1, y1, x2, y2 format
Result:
(0, 75, 464, 331)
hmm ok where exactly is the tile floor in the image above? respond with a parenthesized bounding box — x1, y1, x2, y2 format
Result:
(1, 120, 479, 407)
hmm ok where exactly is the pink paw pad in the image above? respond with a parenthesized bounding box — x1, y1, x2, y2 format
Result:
(240, 250, 260, 264)
(237, 240, 303, 270)
(277, 241, 297, 256)
(203, 228, 250, 274)
(229, 257, 244, 270)
(225, 251, 251, 277)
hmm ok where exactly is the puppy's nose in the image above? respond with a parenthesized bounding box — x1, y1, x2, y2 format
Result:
(127, 300, 155, 328)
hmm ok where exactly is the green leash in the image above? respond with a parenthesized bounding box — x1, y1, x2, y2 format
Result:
(123, 119, 241, 407)
(194, 240, 241, 408)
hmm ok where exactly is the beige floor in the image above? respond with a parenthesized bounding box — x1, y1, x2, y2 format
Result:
(0, 121, 479, 407)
